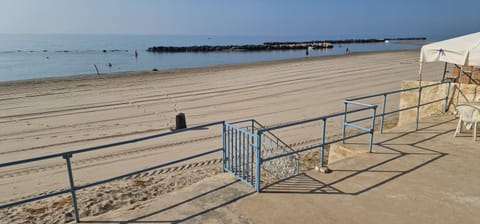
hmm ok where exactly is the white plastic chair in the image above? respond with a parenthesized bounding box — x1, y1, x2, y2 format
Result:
(454, 104, 480, 141)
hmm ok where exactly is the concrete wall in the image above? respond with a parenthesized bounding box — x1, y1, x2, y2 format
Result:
(398, 80, 480, 126)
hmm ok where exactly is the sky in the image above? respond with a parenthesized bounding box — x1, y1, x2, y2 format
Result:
(1, 0, 479, 39)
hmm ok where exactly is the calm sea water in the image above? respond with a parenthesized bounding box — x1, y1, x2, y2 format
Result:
(0, 34, 422, 82)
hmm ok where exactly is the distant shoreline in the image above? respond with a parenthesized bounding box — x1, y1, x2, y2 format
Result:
(0, 48, 419, 86)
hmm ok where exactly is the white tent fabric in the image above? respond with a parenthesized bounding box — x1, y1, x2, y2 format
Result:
(420, 32, 480, 66)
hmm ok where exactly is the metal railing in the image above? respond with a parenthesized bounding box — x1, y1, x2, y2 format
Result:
(253, 104, 377, 191)
(0, 121, 224, 223)
(223, 121, 258, 189)
(344, 81, 451, 133)
(0, 81, 453, 220)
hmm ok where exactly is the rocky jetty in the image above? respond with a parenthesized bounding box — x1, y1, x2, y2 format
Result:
(264, 37, 426, 45)
(147, 37, 426, 53)
(147, 42, 333, 53)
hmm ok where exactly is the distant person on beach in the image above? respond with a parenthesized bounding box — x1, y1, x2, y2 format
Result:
(305, 47, 309, 56)
(135, 50, 138, 59)
(108, 63, 112, 68)
(345, 48, 350, 54)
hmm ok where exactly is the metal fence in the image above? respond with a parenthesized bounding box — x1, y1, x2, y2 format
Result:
(246, 81, 451, 192)
(252, 104, 377, 191)
(0, 121, 224, 223)
(344, 81, 451, 133)
(223, 121, 259, 189)
(0, 81, 451, 222)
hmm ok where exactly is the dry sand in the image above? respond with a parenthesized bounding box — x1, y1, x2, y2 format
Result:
(0, 50, 444, 223)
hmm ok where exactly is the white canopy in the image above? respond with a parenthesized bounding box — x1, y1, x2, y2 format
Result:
(420, 32, 480, 66)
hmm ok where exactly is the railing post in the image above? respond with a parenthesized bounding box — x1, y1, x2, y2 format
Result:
(251, 119, 255, 134)
(342, 101, 348, 143)
(416, 87, 423, 130)
(63, 154, 80, 223)
(441, 62, 448, 82)
(369, 106, 377, 153)
(444, 82, 451, 112)
(380, 94, 387, 133)
(222, 122, 226, 172)
(255, 130, 262, 192)
(320, 118, 327, 167)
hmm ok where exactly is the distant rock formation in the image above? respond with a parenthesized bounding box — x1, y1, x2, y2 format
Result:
(147, 42, 333, 53)
(147, 37, 426, 53)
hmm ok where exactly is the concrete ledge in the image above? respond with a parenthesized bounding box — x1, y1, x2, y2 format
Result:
(328, 142, 369, 164)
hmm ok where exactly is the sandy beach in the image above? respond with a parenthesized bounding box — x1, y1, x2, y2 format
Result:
(0, 50, 444, 223)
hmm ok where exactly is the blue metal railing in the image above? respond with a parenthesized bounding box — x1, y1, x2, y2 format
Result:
(250, 82, 450, 192)
(223, 122, 258, 189)
(344, 81, 451, 133)
(1, 81, 453, 218)
(0, 121, 224, 222)
(253, 105, 377, 191)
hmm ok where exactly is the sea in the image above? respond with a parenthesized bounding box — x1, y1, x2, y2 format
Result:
(0, 34, 424, 82)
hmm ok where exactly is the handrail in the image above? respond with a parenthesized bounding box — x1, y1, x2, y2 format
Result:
(1, 81, 453, 214)
(259, 106, 374, 133)
(0, 120, 224, 168)
(343, 81, 451, 133)
(258, 103, 377, 172)
(0, 120, 225, 222)
(0, 148, 222, 209)
(255, 82, 450, 192)
(346, 81, 448, 101)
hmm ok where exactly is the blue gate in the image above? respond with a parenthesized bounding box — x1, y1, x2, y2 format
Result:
(223, 122, 259, 189)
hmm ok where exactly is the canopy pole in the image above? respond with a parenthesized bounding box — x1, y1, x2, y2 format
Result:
(441, 62, 448, 82)
(418, 62, 424, 87)
(416, 62, 424, 130)
(456, 66, 463, 106)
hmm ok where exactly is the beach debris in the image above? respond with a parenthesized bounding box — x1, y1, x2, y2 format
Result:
(152, 68, 158, 71)
(315, 166, 332, 173)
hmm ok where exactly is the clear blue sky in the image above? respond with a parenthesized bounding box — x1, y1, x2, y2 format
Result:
(1, 0, 479, 39)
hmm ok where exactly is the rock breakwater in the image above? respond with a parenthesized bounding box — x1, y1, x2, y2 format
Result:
(147, 37, 425, 53)
(147, 42, 333, 53)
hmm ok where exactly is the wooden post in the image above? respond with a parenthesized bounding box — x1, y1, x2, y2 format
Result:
(94, 64, 100, 75)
